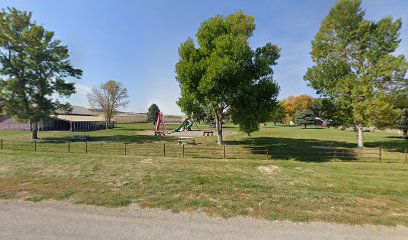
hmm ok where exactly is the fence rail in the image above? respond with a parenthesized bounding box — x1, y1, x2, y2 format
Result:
(0, 139, 268, 160)
(0, 139, 407, 162)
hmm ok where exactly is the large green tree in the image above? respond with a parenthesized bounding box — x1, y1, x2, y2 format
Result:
(396, 108, 408, 139)
(394, 93, 408, 138)
(176, 11, 280, 144)
(0, 8, 82, 139)
(295, 110, 316, 129)
(310, 98, 350, 126)
(304, 0, 408, 147)
(147, 103, 160, 125)
(270, 103, 285, 125)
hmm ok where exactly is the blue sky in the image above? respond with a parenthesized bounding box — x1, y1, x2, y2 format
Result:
(1, 0, 407, 115)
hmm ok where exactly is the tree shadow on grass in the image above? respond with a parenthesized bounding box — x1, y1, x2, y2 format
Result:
(365, 139, 408, 153)
(41, 134, 178, 144)
(89, 135, 178, 143)
(225, 137, 358, 162)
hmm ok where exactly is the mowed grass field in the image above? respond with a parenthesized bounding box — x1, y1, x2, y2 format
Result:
(0, 123, 407, 226)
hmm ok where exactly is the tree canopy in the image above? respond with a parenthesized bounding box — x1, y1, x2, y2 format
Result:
(304, 0, 408, 147)
(396, 108, 408, 139)
(270, 103, 285, 125)
(394, 93, 408, 138)
(147, 103, 160, 125)
(175, 11, 280, 144)
(88, 80, 129, 129)
(0, 8, 82, 139)
(295, 110, 316, 129)
(280, 95, 315, 123)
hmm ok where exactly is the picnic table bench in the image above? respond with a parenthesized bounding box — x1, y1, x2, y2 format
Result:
(154, 131, 166, 136)
(178, 137, 196, 145)
(203, 131, 214, 136)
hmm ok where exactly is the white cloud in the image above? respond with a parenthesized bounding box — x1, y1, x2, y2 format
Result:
(75, 83, 92, 95)
(55, 83, 92, 108)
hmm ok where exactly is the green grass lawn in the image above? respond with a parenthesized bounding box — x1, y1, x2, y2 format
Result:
(0, 123, 407, 226)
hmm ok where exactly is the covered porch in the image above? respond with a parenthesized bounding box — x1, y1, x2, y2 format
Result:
(37, 115, 109, 132)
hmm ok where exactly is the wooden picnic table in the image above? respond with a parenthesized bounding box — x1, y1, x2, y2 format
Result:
(154, 131, 165, 136)
(178, 137, 196, 145)
(203, 131, 214, 136)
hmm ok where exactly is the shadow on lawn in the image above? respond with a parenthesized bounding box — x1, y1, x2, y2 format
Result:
(226, 132, 408, 162)
(41, 134, 177, 144)
(89, 135, 178, 143)
(365, 140, 408, 152)
(225, 137, 358, 162)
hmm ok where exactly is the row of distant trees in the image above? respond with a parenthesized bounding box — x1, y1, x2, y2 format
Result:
(275, 95, 343, 127)
(271, 94, 407, 137)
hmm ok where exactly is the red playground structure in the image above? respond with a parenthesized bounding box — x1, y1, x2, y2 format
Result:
(155, 111, 168, 135)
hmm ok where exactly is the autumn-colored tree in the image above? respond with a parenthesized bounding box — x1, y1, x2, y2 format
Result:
(280, 95, 315, 123)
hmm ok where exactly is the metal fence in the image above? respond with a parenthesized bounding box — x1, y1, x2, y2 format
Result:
(0, 139, 268, 159)
(268, 146, 408, 163)
(0, 139, 407, 162)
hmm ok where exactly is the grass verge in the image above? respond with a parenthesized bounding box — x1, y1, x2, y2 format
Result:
(0, 150, 407, 226)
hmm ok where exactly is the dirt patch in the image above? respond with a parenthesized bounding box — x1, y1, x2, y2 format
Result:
(141, 159, 152, 164)
(257, 165, 280, 174)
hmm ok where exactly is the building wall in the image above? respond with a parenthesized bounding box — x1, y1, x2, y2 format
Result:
(0, 115, 106, 132)
(0, 116, 30, 131)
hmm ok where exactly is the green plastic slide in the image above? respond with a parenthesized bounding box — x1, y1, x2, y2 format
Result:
(185, 118, 193, 130)
(174, 121, 185, 132)
(175, 118, 194, 132)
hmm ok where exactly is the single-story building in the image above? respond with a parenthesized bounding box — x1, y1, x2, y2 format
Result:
(0, 105, 113, 132)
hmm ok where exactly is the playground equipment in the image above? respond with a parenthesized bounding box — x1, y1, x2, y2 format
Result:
(175, 118, 194, 132)
(155, 111, 168, 135)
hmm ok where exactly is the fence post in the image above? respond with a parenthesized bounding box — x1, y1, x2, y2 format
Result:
(333, 147, 336, 159)
(68, 141, 71, 153)
(0, 139, 3, 150)
(124, 143, 127, 155)
(182, 144, 185, 158)
(266, 146, 269, 157)
(85, 141, 88, 154)
(379, 148, 382, 162)
(34, 140, 37, 152)
(223, 145, 226, 159)
(163, 143, 166, 157)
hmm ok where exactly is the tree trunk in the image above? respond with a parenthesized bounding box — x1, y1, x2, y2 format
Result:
(32, 122, 38, 139)
(304, 124, 307, 129)
(215, 113, 223, 145)
(403, 129, 408, 139)
(105, 115, 111, 129)
(356, 124, 364, 148)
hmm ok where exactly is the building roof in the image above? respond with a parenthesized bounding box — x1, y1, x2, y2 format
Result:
(54, 115, 105, 122)
(56, 106, 96, 116)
